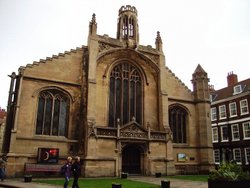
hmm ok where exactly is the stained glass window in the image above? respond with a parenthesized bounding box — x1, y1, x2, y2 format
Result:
(35, 89, 69, 136)
(169, 106, 187, 143)
(109, 62, 142, 127)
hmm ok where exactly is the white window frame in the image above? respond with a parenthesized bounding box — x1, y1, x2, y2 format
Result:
(209, 94, 213, 102)
(213, 149, 220, 164)
(233, 85, 242, 95)
(243, 122, 250, 140)
(233, 148, 242, 164)
(212, 127, 219, 142)
(221, 125, 228, 142)
(240, 99, 249, 115)
(245, 148, 250, 164)
(211, 107, 217, 121)
(219, 105, 227, 119)
(231, 124, 240, 141)
(229, 102, 237, 117)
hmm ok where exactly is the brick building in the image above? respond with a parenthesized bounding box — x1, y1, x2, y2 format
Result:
(210, 72, 250, 169)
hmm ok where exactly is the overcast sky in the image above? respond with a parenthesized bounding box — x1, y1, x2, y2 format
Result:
(0, 0, 250, 108)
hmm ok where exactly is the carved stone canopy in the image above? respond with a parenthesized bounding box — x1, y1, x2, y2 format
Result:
(89, 119, 169, 142)
(120, 121, 148, 139)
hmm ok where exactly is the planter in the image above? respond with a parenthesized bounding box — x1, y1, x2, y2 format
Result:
(24, 175, 32, 182)
(121, 173, 128, 179)
(208, 179, 250, 188)
(155, 172, 161, 177)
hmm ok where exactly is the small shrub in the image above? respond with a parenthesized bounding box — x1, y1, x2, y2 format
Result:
(209, 161, 249, 181)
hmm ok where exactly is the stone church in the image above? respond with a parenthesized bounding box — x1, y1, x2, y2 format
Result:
(2, 5, 213, 177)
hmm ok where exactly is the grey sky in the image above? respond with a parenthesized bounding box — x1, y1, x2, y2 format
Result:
(0, 0, 250, 108)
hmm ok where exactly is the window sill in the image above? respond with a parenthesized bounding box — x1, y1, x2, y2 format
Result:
(17, 135, 78, 143)
(232, 139, 240, 141)
(173, 143, 189, 148)
(229, 115, 237, 118)
(241, 112, 249, 115)
(243, 138, 250, 140)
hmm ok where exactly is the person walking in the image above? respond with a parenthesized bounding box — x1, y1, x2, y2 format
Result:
(248, 160, 250, 174)
(0, 155, 7, 181)
(71, 156, 81, 188)
(62, 156, 72, 188)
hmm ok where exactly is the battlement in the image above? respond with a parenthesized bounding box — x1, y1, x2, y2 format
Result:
(119, 5, 137, 16)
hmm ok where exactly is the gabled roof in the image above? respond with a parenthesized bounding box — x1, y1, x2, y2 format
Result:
(210, 78, 250, 102)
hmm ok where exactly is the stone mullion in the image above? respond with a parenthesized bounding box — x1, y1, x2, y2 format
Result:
(50, 96, 55, 136)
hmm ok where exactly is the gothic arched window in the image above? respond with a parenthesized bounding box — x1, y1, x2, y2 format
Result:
(128, 18, 134, 37)
(122, 16, 128, 37)
(35, 89, 69, 137)
(109, 62, 142, 127)
(169, 106, 187, 143)
(122, 16, 135, 38)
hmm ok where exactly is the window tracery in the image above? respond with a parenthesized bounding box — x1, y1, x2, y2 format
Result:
(109, 62, 142, 127)
(169, 106, 187, 143)
(35, 89, 69, 136)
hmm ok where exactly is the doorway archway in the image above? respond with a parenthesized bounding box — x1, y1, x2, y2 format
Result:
(122, 145, 141, 174)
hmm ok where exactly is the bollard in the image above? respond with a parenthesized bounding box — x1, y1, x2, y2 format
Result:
(121, 172, 128, 179)
(24, 175, 32, 182)
(112, 183, 122, 188)
(161, 180, 170, 188)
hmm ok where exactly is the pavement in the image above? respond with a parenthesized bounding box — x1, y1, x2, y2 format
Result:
(130, 176, 208, 188)
(0, 176, 208, 188)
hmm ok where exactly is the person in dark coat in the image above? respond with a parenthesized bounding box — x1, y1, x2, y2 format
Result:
(0, 155, 7, 181)
(248, 160, 250, 174)
(62, 156, 72, 188)
(71, 156, 81, 188)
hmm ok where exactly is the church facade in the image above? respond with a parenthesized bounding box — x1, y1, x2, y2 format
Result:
(3, 5, 213, 177)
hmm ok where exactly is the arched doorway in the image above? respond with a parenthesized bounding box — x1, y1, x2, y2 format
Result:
(122, 145, 141, 174)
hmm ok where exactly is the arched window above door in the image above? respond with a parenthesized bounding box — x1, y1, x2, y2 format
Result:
(109, 62, 142, 127)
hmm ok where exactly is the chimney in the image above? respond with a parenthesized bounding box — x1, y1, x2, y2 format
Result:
(208, 84, 215, 93)
(227, 72, 238, 86)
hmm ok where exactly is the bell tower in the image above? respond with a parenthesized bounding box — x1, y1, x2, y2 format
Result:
(117, 5, 139, 48)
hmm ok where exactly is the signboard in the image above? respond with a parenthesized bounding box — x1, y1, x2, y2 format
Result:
(37, 148, 59, 164)
(177, 153, 187, 162)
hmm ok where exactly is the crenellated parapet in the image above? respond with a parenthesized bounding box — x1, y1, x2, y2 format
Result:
(119, 5, 137, 16)
(18, 46, 86, 72)
(165, 67, 191, 93)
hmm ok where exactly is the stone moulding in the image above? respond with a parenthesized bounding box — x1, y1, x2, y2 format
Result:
(91, 124, 167, 142)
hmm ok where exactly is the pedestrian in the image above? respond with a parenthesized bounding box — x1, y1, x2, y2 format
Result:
(71, 156, 81, 188)
(248, 160, 250, 174)
(0, 155, 7, 181)
(62, 156, 72, 188)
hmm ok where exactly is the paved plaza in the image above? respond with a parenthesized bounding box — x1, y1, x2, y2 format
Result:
(0, 176, 208, 188)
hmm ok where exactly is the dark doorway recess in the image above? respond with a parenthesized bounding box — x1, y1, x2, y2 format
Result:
(122, 145, 141, 174)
